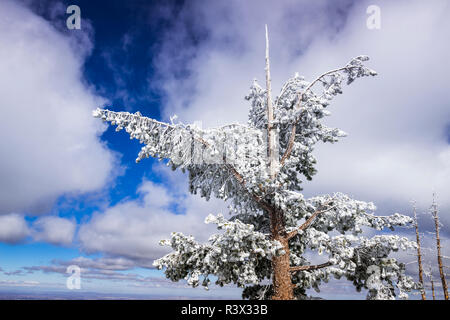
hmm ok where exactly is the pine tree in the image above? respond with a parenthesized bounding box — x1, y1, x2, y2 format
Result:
(430, 267, 436, 300)
(93, 27, 417, 300)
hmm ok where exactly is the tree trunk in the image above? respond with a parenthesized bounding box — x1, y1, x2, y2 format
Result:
(270, 208, 294, 300)
(272, 236, 294, 300)
(431, 197, 449, 300)
(434, 216, 448, 300)
(431, 274, 436, 300)
(413, 205, 426, 300)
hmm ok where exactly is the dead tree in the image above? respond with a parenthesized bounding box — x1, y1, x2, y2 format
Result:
(94, 26, 417, 300)
(428, 266, 436, 300)
(413, 202, 426, 300)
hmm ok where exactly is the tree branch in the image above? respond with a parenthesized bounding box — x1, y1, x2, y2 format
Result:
(290, 262, 332, 273)
(286, 200, 335, 240)
(192, 128, 275, 214)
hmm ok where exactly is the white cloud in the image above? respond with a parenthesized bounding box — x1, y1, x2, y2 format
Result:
(0, 213, 29, 244)
(0, 280, 40, 287)
(31, 216, 76, 246)
(0, 213, 76, 246)
(0, 0, 117, 215)
(78, 171, 227, 264)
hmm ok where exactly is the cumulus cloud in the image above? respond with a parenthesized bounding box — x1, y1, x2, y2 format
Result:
(0, 0, 117, 215)
(150, 0, 450, 231)
(0, 213, 29, 244)
(0, 213, 77, 246)
(31, 216, 76, 246)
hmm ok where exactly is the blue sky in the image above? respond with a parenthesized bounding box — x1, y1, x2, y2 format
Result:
(0, 0, 449, 299)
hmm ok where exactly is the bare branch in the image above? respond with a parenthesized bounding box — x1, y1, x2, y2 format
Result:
(265, 24, 278, 180)
(303, 67, 348, 95)
(280, 125, 296, 165)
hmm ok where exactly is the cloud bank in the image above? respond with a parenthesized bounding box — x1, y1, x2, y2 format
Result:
(1, 0, 448, 299)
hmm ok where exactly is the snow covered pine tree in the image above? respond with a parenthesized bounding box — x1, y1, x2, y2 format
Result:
(93, 27, 417, 300)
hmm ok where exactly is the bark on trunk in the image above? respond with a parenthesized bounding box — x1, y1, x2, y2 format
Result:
(269, 208, 294, 300)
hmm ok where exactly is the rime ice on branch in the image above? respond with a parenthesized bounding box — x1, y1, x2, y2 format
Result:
(93, 28, 417, 300)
